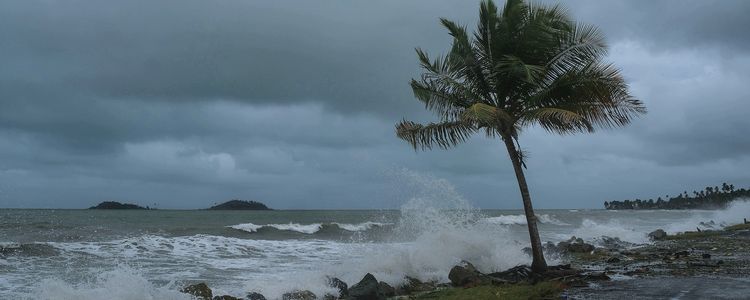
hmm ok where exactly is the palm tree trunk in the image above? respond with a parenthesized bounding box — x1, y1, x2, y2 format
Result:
(502, 135, 548, 273)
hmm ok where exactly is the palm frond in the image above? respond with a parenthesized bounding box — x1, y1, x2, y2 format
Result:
(527, 62, 645, 132)
(521, 107, 593, 134)
(396, 120, 476, 151)
(460, 103, 515, 128)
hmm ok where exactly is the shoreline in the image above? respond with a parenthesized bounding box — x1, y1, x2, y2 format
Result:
(177, 223, 750, 299)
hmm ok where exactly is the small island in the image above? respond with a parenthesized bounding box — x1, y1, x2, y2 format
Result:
(208, 200, 271, 210)
(89, 201, 150, 210)
(605, 183, 749, 210)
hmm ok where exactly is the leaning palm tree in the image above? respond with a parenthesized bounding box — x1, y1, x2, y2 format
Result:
(396, 0, 645, 273)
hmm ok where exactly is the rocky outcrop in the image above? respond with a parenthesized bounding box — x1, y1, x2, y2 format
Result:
(348, 273, 386, 300)
(325, 276, 348, 298)
(448, 261, 485, 287)
(648, 229, 667, 240)
(282, 290, 317, 300)
(213, 296, 240, 300)
(181, 283, 212, 300)
(557, 236, 594, 253)
(377, 281, 395, 297)
(246, 292, 267, 300)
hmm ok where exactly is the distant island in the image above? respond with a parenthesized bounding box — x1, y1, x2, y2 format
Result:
(605, 183, 749, 210)
(208, 200, 271, 210)
(89, 201, 150, 210)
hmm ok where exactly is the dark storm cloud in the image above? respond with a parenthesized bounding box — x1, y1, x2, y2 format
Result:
(1, 0, 749, 209)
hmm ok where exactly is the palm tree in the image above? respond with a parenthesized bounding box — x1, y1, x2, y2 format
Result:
(395, 0, 645, 273)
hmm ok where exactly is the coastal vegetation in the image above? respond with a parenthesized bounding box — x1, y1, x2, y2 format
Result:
(394, 0, 644, 272)
(604, 183, 749, 210)
(208, 200, 271, 210)
(88, 201, 150, 210)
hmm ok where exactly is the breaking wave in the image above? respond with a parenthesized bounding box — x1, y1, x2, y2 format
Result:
(228, 222, 392, 234)
(481, 214, 569, 226)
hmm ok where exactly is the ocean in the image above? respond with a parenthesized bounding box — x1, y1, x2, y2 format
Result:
(3, 202, 749, 300)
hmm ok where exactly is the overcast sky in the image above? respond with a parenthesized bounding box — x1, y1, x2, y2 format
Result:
(1, 0, 749, 209)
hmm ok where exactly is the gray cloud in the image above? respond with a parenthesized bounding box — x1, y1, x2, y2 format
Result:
(1, 0, 749, 209)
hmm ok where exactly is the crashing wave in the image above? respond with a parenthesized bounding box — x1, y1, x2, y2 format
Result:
(229, 222, 392, 234)
(481, 214, 569, 226)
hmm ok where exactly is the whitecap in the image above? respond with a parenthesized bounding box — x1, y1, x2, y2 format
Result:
(229, 223, 323, 234)
(332, 222, 392, 232)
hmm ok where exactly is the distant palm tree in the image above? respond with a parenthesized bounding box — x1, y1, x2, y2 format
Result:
(395, 0, 645, 272)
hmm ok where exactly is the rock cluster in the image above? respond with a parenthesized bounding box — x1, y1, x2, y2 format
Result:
(648, 229, 667, 240)
(557, 236, 595, 253)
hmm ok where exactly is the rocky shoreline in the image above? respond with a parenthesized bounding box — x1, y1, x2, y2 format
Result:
(178, 222, 750, 300)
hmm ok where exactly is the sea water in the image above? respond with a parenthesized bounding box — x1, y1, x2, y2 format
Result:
(1, 173, 748, 299)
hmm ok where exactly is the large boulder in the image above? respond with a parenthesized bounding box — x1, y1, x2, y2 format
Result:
(325, 276, 348, 298)
(282, 290, 317, 300)
(648, 229, 667, 241)
(378, 282, 395, 297)
(448, 261, 485, 287)
(246, 292, 267, 300)
(181, 283, 213, 300)
(348, 273, 385, 300)
(557, 236, 594, 253)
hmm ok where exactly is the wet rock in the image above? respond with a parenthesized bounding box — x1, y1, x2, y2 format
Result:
(649, 229, 667, 240)
(606, 257, 621, 263)
(702, 253, 712, 259)
(348, 273, 385, 300)
(325, 276, 348, 298)
(246, 292, 267, 300)
(584, 272, 610, 281)
(448, 261, 485, 287)
(181, 283, 213, 300)
(557, 236, 594, 253)
(599, 236, 635, 249)
(282, 290, 317, 300)
(396, 277, 435, 294)
(378, 281, 395, 297)
(524, 242, 565, 257)
(213, 296, 240, 300)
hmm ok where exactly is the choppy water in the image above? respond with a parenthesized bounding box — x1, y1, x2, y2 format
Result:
(2, 174, 749, 300)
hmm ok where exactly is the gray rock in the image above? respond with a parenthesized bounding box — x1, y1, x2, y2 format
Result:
(378, 281, 395, 297)
(348, 273, 385, 300)
(181, 283, 212, 300)
(325, 276, 348, 298)
(246, 292, 267, 300)
(557, 236, 595, 253)
(448, 261, 484, 287)
(213, 296, 240, 300)
(649, 229, 667, 240)
(282, 290, 317, 300)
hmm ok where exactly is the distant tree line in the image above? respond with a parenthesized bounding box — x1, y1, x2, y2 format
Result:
(604, 183, 749, 210)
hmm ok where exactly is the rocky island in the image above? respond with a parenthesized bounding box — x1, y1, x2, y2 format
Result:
(89, 201, 150, 210)
(208, 200, 271, 210)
